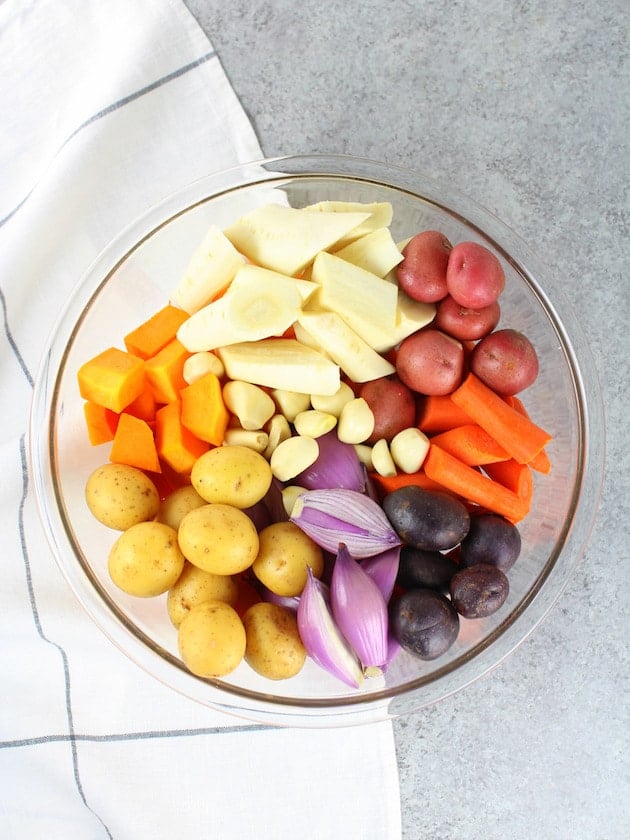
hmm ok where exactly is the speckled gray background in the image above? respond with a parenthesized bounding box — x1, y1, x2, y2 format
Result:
(185, 2, 628, 837)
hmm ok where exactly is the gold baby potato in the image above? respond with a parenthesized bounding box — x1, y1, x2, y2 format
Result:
(167, 561, 239, 628)
(157, 485, 206, 531)
(243, 602, 306, 680)
(177, 503, 259, 575)
(108, 521, 185, 597)
(178, 600, 246, 678)
(190, 445, 272, 509)
(252, 521, 324, 597)
(85, 463, 160, 530)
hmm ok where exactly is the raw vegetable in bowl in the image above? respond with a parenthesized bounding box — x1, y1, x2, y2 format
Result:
(76, 199, 552, 687)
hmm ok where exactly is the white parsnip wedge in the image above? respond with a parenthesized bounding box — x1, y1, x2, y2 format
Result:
(223, 204, 370, 276)
(333, 228, 404, 277)
(297, 311, 395, 383)
(304, 201, 393, 246)
(218, 339, 341, 396)
(177, 265, 302, 352)
(391, 291, 436, 344)
(170, 226, 245, 314)
(311, 252, 398, 348)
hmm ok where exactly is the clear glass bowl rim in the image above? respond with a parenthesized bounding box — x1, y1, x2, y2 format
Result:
(29, 153, 605, 727)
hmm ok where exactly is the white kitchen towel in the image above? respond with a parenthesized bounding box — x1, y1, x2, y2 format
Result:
(0, 2, 402, 838)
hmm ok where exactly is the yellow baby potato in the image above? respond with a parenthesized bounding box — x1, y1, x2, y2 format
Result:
(243, 602, 306, 680)
(190, 445, 272, 509)
(85, 463, 160, 530)
(177, 503, 259, 575)
(108, 521, 185, 597)
(252, 521, 324, 597)
(157, 485, 206, 531)
(177, 600, 246, 678)
(167, 561, 239, 627)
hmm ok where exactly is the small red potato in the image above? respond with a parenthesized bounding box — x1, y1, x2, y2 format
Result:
(470, 328, 539, 395)
(446, 242, 505, 309)
(396, 230, 452, 303)
(359, 376, 417, 443)
(396, 328, 465, 396)
(434, 295, 500, 341)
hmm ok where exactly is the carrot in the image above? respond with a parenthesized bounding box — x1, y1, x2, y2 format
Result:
(416, 395, 472, 433)
(504, 394, 552, 474)
(144, 339, 190, 404)
(429, 423, 509, 466)
(484, 459, 534, 505)
(155, 400, 209, 474)
(77, 347, 145, 413)
(180, 371, 230, 446)
(109, 413, 161, 473)
(124, 305, 189, 360)
(83, 402, 119, 445)
(423, 444, 530, 523)
(450, 373, 552, 464)
(368, 469, 447, 498)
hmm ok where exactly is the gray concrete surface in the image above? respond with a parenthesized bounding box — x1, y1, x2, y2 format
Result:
(184, 2, 628, 837)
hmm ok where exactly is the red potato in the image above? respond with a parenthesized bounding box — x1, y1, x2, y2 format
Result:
(470, 328, 539, 395)
(359, 376, 417, 444)
(396, 230, 452, 303)
(396, 328, 465, 396)
(446, 242, 505, 309)
(434, 295, 501, 341)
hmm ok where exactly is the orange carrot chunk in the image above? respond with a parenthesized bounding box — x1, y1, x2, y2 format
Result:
(450, 373, 552, 464)
(109, 413, 161, 473)
(180, 372, 230, 446)
(429, 423, 510, 466)
(124, 305, 189, 360)
(368, 469, 448, 499)
(83, 402, 119, 446)
(504, 394, 552, 474)
(77, 347, 145, 413)
(155, 400, 209, 475)
(423, 444, 530, 523)
(144, 339, 190, 405)
(416, 394, 472, 433)
(484, 459, 534, 504)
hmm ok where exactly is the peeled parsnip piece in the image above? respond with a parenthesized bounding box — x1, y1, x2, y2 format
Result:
(177, 265, 302, 352)
(311, 252, 399, 345)
(218, 339, 341, 396)
(224, 268, 302, 340)
(223, 204, 370, 276)
(391, 290, 436, 345)
(177, 296, 241, 352)
(297, 310, 395, 383)
(304, 201, 393, 247)
(333, 228, 404, 278)
(170, 225, 245, 314)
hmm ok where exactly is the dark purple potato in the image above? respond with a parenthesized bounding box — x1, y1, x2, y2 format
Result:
(383, 486, 470, 551)
(449, 563, 509, 618)
(396, 546, 459, 591)
(391, 588, 459, 660)
(459, 514, 521, 572)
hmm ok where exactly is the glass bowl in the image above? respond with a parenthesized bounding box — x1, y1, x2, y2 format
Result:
(29, 155, 604, 727)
